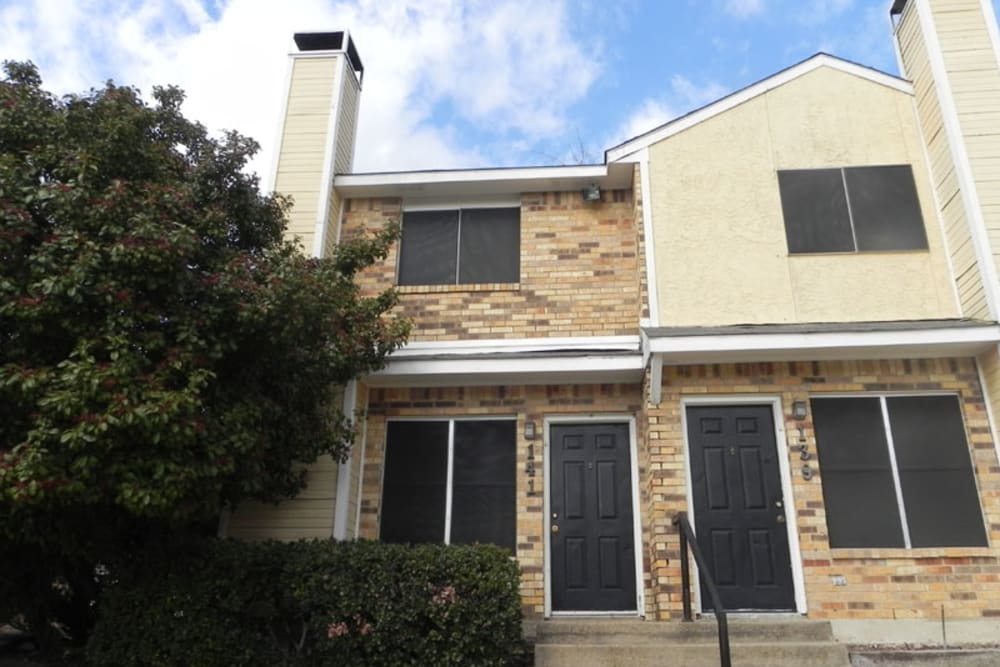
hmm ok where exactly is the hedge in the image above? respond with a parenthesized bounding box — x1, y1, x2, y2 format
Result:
(85, 539, 524, 666)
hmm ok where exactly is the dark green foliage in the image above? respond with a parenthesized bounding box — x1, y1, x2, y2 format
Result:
(86, 539, 525, 667)
(0, 60, 408, 656)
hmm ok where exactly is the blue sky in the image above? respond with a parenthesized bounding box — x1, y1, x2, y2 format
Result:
(2, 0, 999, 187)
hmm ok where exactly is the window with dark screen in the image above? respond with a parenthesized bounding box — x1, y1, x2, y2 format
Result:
(778, 165, 928, 254)
(812, 395, 986, 549)
(397, 207, 520, 285)
(379, 419, 516, 551)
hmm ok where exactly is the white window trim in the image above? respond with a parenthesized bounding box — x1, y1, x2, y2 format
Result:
(379, 416, 517, 545)
(812, 392, 988, 549)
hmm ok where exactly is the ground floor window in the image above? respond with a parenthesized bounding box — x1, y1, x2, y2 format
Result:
(812, 394, 987, 548)
(379, 419, 516, 551)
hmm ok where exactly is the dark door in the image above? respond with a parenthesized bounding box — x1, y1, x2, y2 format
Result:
(686, 405, 795, 611)
(550, 423, 637, 612)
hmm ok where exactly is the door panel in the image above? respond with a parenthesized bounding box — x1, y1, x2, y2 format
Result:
(551, 423, 636, 612)
(687, 405, 795, 611)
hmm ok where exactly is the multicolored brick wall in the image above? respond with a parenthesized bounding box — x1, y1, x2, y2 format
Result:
(339, 188, 643, 341)
(646, 357, 1000, 621)
(356, 382, 649, 619)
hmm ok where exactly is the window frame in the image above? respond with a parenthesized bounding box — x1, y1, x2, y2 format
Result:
(777, 164, 929, 255)
(379, 416, 517, 548)
(396, 204, 521, 286)
(811, 392, 987, 549)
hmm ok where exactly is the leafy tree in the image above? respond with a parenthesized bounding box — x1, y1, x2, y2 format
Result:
(0, 61, 408, 654)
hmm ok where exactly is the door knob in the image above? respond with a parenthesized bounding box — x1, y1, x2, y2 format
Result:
(776, 514, 785, 523)
(551, 524, 560, 533)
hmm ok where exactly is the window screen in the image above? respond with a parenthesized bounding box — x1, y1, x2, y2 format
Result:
(812, 398, 904, 548)
(380, 421, 449, 544)
(845, 166, 928, 251)
(778, 169, 854, 254)
(379, 419, 516, 551)
(812, 395, 985, 549)
(398, 208, 519, 285)
(451, 421, 517, 550)
(778, 165, 927, 254)
(886, 396, 987, 547)
(458, 209, 520, 284)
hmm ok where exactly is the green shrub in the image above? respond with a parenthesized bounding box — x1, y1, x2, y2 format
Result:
(85, 539, 523, 666)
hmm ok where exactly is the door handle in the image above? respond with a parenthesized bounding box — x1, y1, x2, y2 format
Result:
(551, 524, 559, 533)
(776, 514, 785, 523)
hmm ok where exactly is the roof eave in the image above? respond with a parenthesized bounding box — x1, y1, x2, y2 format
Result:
(644, 322, 1000, 365)
(334, 162, 634, 200)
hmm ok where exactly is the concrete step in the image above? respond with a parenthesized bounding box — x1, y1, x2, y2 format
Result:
(534, 618, 851, 667)
(535, 641, 851, 667)
(850, 648, 1000, 666)
(535, 617, 836, 644)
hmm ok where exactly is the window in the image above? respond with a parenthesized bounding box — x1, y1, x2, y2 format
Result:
(812, 395, 986, 548)
(777, 165, 928, 254)
(379, 419, 516, 550)
(397, 207, 520, 285)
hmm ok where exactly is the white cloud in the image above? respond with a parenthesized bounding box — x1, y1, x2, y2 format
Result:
(609, 98, 677, 147)
(722, 0, 765, 19)
(0, 0, 601, 185)
(608, 74, 729, 148)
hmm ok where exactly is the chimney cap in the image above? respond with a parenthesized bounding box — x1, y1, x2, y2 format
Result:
(292, 31, 364, 83)
(294, 31, 343, 51)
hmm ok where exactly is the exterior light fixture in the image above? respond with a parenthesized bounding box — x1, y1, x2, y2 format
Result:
(524, 420, 536, 440)
(582, 183, 601, 201)
(792, 400, 808, 420)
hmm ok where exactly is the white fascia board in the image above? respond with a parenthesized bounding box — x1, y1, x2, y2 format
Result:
(334, 163, 634, 199)
(366, 354, 644, 388)
(606, 54, 914, 163)
(394, 335, 641, 358)
(647, 325, 1000, 364)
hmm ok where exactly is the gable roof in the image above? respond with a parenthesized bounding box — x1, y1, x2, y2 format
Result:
(605, 53, 913, 163)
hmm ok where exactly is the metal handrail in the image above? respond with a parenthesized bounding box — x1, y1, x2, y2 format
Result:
(672, 512, 731, 667)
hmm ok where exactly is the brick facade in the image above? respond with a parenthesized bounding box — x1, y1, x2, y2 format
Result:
(357, 383, 648, 619)
(340, 188, 643, 341)
(646, 357, 1000, 621)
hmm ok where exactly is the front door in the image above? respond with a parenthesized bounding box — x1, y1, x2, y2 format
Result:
(550, 422, 637, 612)
(686, 405, 795, 611)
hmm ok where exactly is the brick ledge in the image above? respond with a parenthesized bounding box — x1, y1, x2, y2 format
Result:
(397, 282, 521, 294)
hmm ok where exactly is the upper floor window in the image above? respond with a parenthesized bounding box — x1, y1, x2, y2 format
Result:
(777, 165, 928, 254)
(397, 207, 520, 285)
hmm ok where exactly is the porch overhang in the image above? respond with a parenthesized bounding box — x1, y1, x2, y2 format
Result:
(365, 335, 644, 388)
(643, 319, 1000, 404)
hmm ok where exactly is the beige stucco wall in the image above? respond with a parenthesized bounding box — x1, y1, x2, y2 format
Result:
(648, 66, 959, 326)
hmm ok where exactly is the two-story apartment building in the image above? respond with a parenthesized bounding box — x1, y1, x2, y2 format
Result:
(224, 0, 1000, 647)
